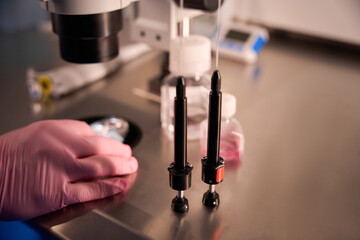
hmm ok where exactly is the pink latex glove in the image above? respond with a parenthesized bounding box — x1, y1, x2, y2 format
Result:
(0, 120, 138, 220)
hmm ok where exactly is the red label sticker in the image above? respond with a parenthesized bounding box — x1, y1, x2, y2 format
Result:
(216, 167, 224, 182)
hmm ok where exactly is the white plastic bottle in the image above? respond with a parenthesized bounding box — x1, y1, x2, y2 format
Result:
(161, 35, 211, 140)
(200, 93, 244, 162)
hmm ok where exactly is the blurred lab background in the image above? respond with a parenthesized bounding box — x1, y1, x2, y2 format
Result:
(0, 0, 360, 239)
(0, 0, 47, 32)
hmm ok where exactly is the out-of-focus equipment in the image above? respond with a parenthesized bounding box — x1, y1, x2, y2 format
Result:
(211, 23, 268, 63)
(173, 0, 224, 11)
(39, 0, 224, 64)
(27, 43, 150, 100)
(27, 61, 120, 100)
(39, 0, 138, 63)
(230, 0, 360, 46)
(161, 35, 211, 141)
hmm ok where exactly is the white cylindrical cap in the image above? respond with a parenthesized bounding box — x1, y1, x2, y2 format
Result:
(222, 93, 237, 118)
(170, 35, 211, 76)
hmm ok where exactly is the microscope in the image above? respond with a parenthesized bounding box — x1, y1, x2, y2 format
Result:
(39, 0, 223, 63)
(39, 0, 225, 212)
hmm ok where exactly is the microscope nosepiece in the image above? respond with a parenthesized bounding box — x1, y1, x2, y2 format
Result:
(51, 10, 123, 63)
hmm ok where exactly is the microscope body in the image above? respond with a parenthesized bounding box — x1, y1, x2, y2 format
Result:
(39, 0, 223, 63)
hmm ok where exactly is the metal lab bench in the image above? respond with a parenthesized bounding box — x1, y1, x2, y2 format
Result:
(1, 28, 360, 240)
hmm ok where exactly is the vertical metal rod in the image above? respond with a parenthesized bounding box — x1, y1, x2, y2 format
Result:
(178, 191, 184, 198)
(182, 17, 190, 37)
(209, 184, 216, 193)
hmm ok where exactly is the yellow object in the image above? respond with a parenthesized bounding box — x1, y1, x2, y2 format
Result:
(37, 75, 53, 98)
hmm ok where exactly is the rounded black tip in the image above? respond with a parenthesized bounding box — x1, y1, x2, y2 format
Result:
(171, 195, 189, 213)
(176, 76, 186, 98)
(177, 76, 185, 86)
(202, 190, 220, 209)
(211, 70, 221, 92)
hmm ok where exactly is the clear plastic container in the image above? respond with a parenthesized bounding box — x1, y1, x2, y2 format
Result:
(200, 93, 244, 161)
(161, 35, 212, 140)
(161, 73, 210, 140)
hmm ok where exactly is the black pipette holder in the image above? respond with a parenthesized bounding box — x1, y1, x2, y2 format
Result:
(168, 77, 193, 213)
(201, 70, 225, 209)
(168, 162, 192, 190)
(168, 162, 192, 213)
(201, 157, 225, 185)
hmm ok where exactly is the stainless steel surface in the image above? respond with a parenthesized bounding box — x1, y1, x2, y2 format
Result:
(1, 28, 360, 239)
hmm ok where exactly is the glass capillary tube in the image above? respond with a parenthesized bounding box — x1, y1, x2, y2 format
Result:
(215, 0, 222, 69)
(179, 0, 184, 75)
(173, 1, 186, 208)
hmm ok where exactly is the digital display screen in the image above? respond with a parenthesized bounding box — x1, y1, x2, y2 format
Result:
(225, 30, 250, 42)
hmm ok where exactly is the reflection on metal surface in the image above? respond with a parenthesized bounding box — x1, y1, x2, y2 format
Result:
(200, 209, 223, 240)
(92, 209, 151, 240)
(32, 174, 137, 228)
(94, 201, 194, 239)
(51, 210, 150, 240)
(132, 88, 161, 103)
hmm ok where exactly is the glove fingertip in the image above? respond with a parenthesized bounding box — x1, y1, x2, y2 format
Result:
(124, 144, 132, 157)
(130, 156, 139, 172)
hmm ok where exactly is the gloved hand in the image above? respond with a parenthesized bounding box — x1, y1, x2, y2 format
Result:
(0, 120, 138, 220)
